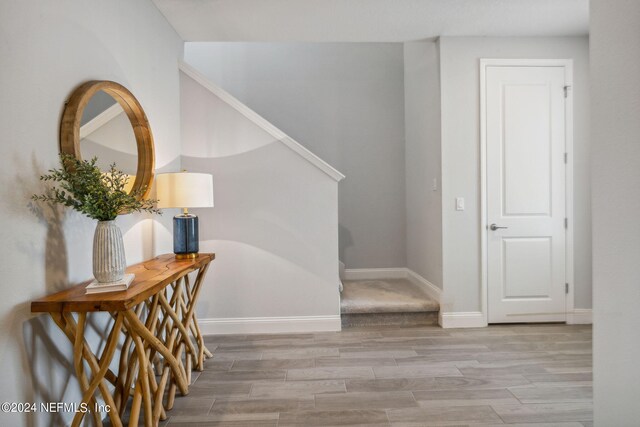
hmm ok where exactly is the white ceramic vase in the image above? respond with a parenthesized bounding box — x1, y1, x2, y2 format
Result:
(93, 220, 126, 283)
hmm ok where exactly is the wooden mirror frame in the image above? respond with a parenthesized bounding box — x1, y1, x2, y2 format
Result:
(60, 80, 155, 201)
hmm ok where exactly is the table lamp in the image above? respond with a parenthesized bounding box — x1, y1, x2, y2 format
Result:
(156, 172, 214, 259)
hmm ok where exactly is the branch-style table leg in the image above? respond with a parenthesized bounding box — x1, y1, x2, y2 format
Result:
(50, 312, 124, 427)
(75, 313, 123, 426)
(176, 265, 213, 371)
(158, 266, 213, 408)
(125, 314, 153, 427)
(115, 304, 145, 417)
(122, 308, 189, 394)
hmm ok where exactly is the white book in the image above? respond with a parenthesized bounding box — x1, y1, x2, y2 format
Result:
(85, 274, 135, 294)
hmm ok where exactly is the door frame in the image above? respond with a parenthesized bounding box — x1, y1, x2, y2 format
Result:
(479, 58, 575, 325)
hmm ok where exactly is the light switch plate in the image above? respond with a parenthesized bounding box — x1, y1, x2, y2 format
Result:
(432, 178, 437, 191)
(456, 197, 465, 211)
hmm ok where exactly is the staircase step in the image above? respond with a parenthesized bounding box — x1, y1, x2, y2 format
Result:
(341, 311, 439, 328)
(340, 279, 439, 328)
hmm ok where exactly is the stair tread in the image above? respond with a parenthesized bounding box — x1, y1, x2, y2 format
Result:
(340, 278, 439, 314)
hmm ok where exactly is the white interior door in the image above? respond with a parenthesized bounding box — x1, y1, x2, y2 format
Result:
(485, 64, 568, 323)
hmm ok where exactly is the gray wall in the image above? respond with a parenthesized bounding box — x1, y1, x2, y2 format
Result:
(403, 41, 443, 287)
(0, 1, 183, 425)
(184, 42, 407, 269)
(439, 36, 591, 313)
(591, 1, 640, 423)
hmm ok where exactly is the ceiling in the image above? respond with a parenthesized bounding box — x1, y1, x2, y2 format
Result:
(152, 0, 589, 42)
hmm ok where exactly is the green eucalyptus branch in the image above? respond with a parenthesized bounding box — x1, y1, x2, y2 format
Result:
(32, 154, 161, 221)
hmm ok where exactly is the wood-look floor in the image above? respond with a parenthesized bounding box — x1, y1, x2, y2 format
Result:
(163, 324, 592, 426)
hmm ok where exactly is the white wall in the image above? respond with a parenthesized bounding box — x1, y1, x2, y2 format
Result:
(439, 37, 591, 314)
(180, 71, 342, 332)
(183, 42, 407, 269)
(0, 1, 183, 425)
(403, 40, 443, 288)
(591, 1, 640, 423)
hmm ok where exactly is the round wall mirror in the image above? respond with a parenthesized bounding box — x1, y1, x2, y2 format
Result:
(60, 80, 155, 201)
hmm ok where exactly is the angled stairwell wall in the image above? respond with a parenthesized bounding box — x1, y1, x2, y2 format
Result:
(179, 62, 345, 334)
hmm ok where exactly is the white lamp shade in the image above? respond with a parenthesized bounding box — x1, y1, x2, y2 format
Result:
(155, 172, 214, 209)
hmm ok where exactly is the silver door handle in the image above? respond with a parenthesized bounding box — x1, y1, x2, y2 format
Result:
(490, 223, 508, 231)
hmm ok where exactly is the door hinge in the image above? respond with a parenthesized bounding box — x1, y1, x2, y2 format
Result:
(565, 283, 569, 294)
(564, 218, 568, 229)
(563, 85, 571, 98)
(564, 152, 568, 164)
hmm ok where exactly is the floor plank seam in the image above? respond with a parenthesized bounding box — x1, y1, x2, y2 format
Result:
(504, 387, 520, 402)
(489, 403, 508, 424)
(205, 397, 216, 415)
(383, 407, 392, 425)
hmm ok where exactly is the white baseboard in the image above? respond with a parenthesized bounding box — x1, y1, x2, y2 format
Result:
(198, 315, 341, 335)
(439, 312, 487, 328)
(343, 268, 407, 281)
(567, 309, 593, 324)
(405, 269, 442, 303)
(439, 309, 591, 328)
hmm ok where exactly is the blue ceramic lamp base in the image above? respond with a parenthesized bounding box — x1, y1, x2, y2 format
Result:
(173, 214, 199, 260)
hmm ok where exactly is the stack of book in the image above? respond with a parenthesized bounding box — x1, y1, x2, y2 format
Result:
(85, 274, 135, 294)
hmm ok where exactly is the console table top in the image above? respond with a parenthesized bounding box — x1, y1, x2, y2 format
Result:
(31, 253, 215, 313)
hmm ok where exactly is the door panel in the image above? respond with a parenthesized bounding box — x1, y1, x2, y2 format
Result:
(503, 237, 552, 298)
(503, 84, 551, 216)
(486, 65, 566, 323)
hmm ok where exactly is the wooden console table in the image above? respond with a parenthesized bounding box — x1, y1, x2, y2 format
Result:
(31, 253, 215, 427)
